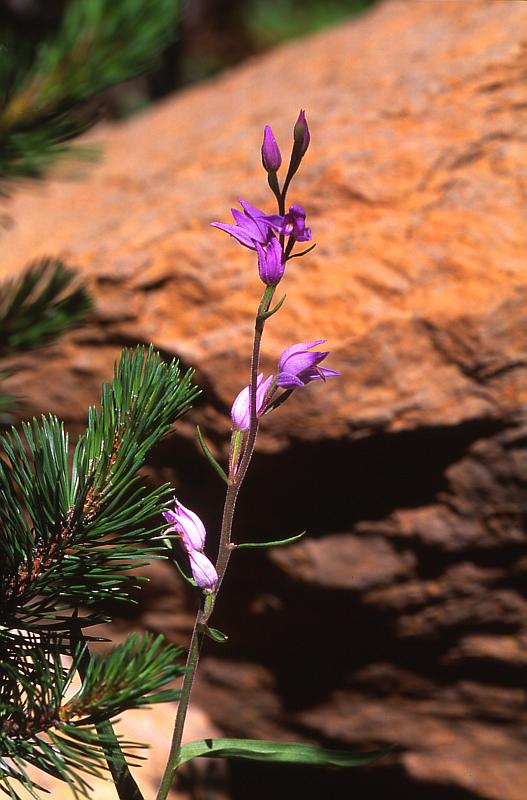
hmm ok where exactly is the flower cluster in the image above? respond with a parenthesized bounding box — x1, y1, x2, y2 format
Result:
(230, 341, 340, 431)
(211, 111, 313, 289)
(163, 500, 217, 591)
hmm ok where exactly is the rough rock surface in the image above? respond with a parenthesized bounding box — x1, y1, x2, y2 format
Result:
(3, 1, 527, 798)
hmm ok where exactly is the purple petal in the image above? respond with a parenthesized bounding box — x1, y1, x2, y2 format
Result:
(263, 213, 287, 233)
(282, 350, 329, 377)
(257, 237, 285, 286)
(238, 198, 267, 220)
(231, 373, 274, 431)
(188, 549, 218, 591)
(230, 209, 263, 238)
(296, 226, 312, 242)
(276, 372, 305, 389)
(210, 222, 258, 250)
(165, 499, 206, 551)
(318, 367, 341, 380)
(278, 340, 326, 373)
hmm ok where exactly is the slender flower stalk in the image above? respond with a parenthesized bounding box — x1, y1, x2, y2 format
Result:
(157, 111, 338, 800)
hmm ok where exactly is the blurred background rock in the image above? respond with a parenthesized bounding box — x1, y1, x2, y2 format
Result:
(2, 1, 527, 799)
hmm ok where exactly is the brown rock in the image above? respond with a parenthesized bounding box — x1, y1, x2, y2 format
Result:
(270, 533, 414, 590)
(2, 1, 527, 799)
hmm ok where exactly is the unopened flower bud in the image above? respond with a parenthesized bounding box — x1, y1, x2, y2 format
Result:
(163, 499, 206, 551)
(231, 373, 274, 431)
(256, 237, 285, 286)
(261, 125, 282, 172)
(293, 109, 310, 159)
(188, 549, 218, 591)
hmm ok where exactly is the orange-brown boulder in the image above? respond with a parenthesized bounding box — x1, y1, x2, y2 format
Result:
(2, 1, 527, 798)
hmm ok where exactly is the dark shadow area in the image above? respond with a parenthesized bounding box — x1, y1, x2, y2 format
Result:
(231, 417, 505, 537)
(228, 759, 483, 800)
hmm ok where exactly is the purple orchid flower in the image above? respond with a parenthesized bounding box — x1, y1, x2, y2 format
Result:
(276, 340, 341, 389)
(265, 204, 311, 242)
(163, 499, 206, 552)
(231, 372, 275, 431)
(256, 236, 285, 286)
(212, 199, 311, 251)
(211, 199, 275, 251)
(261, 125, 282, 172)
(188, 549, 218, 592)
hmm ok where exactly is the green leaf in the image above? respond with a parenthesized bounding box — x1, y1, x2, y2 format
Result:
(235, 531, 306, 550)
(263, 388, 294, 414)
(256, 293, 286, 322)
(170, 549, 197, 587)
(196, 426, 228, 484)
(178, 738, 390, 768)
(287, 243, 317, 260)
(200, 625, 228, 644)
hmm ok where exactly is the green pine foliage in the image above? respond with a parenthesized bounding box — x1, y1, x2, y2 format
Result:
(0, 259, 92, 422)
(0, 259, 92, 357)
(0, 0, 181, 187)
(0, 633, 185, 799)
(0, 346, 200, 798)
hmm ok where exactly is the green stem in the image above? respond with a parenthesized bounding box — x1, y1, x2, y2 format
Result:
(72, 627, 145, 800)
(215, 285, 274, 586)
(158, 167, 286, 795)
(156, 288, 274, 798)
(156, 605, 206, 800)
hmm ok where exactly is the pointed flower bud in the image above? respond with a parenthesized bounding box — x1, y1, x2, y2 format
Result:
(188, 549, 218, 591)
(163, 499, 206, 552)
(276, 340, 340, 389)
(256, 236, 285, 286)
(231, 373, 274, 431)
(293, 109, 310, 159)
(261, 124, 282, 172)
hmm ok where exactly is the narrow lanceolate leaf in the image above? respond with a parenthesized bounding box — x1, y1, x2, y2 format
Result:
(234, 531, 306, 550)
(200, 625, 228, 644)
(177, 738, 391, 768)
(256, 293, 286, 322)
(196, 426, 229, 484)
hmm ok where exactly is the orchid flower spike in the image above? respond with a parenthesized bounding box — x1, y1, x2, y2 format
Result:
(276, 340, 341, 389)
(231, 373, 275, 431)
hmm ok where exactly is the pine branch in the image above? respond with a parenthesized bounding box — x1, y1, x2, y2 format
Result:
(0, 346, 200, 626)
(0, 258, 92, 423)
(0, 258, 91, 357)
(0, 0, 181, 187)
(0, 633, 184, 799)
